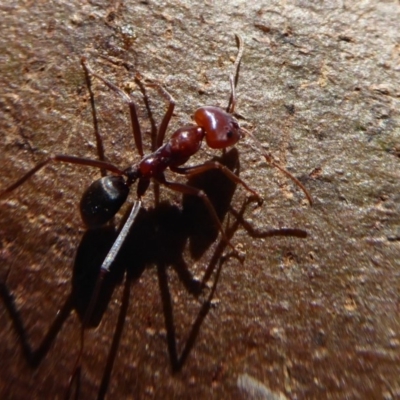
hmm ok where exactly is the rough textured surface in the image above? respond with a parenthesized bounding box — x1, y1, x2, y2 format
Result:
(0, 1, 399, 399)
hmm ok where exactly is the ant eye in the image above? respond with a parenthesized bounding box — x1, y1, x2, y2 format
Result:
(227, 131, 233, 138)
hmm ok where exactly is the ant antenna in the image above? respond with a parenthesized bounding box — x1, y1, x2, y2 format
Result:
(227, 34, 312, 205)
(227, 34, 244, 114)
(241, 127, 313, 205)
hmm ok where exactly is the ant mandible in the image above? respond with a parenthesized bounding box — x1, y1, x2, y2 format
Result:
(1, 36, 311, 260)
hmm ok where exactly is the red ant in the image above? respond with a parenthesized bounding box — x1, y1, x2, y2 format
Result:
(0, 35, 311, 248)
(1, 34, 311, 395)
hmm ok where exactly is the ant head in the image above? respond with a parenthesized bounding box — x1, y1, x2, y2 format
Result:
(194, 106, 241, 149)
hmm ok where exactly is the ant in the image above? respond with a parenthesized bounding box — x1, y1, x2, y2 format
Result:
(1, 34, 311, 395)
(0, 35, 311, 247)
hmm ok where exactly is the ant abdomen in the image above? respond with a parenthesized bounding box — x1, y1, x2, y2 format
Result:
(80, 175, 130, 228)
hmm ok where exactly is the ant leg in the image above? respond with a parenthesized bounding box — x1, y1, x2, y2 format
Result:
(171, 162, 263, 204)
(82, 199, 142, 326)
(136, 76, 176, 149)
(68, 200, 142, 394)
(81, 58, 106, 175)
(157, 176, 236, 251)
(81, 58, 144, 157)
(0, 155, 124, 199)
(154, 85, 175, 149)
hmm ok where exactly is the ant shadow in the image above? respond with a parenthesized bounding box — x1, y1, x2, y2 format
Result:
(0, 148, 307, 399)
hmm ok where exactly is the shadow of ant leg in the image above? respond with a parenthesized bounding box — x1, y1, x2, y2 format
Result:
(0, 282, 74, 368)
(97, 273, 132, 400)
(172, 258, 203, 297)
(158, 177, 236, 252)
(175, 251, 233, 372)
(157, 201, 244, 372)
(169, 197, 308, 371)
(199, 197, 248, 288)
(229, 199, 308, 239)
(156, 262, 179, 371)
(157, 256, 222, 373)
